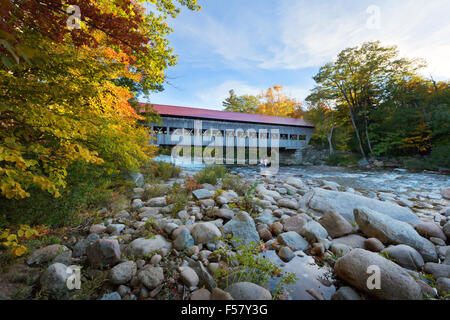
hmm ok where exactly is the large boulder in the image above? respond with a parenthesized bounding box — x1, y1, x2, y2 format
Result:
(381, 245, 424, 271)
(354, 207, 437, 262)
(126, 235, 172, 257)
(223, 212, 260, 245)
(423, 263, 450, 279)
(335, 249, 422, 300)
(224, 282, 271, 300)
(332, 234, 366, 249)
(191, 222, 222, 244)
(299, 188, 421, 225)
(319, 210, 354, 238)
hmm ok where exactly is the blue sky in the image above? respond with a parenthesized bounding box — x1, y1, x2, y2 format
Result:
(144, 0, 450, 110)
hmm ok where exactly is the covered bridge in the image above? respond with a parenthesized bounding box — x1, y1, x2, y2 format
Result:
(141, 104, 314, 150)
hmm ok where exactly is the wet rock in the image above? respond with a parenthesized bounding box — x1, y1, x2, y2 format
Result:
(191, 222, 222, 244)
(354, 207, 438, 262)
(40, 263, 70, 297)
(223, 212, 259, 246)
(138, 266, 164, 289)
(86, 239, 121, 267)
(283, 215, 307, 234)
(277, 232, 309, 251)
(180, 266, 199, 287)
(126, 236, 172, 257)
(423, 263, 450, 279)
(331, 286, 361, 300)
(382, 245, 424, 270)
(415, 222, 446, 241)
(335, 248, 422, 300)
(299, 188, 421, 225)
(109, 261, 137, 285)
(27, 244, 72, 266)
(364, 238, 385, 252)
(191, 288, 211, 300)
(319, 210, 353, 238)
(173, 228, 195, 250)
(192, 189, 213, 200)
(224, 282, 272, 300)
(300, 220, 328, 242)
(210, 288, 233, 300)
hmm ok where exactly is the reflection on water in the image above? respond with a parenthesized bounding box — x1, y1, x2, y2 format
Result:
(262, 250, 336, 300)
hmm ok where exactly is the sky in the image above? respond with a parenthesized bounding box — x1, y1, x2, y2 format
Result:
(144, 0, 450, 110)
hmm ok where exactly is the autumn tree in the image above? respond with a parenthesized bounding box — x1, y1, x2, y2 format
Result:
(257, 85, 300, 117)
(0, 0, 200, 200)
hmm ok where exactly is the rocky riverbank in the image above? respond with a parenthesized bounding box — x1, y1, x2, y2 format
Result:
(2, 166, 449, 300)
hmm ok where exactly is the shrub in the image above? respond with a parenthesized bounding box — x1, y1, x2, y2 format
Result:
(166, 183, 189, 215)
(221, 173, 250, 196)
(0, 162, 120, 228)
(195, 165, 227, 185)
(184, 176, 202, 192)
(141, 161, 181, 181)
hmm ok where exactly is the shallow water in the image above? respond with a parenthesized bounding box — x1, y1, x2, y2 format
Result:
(232, 165, 449, 200)
(262, 251, 336, 300)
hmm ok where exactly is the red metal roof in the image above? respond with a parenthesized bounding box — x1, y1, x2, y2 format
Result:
(139, 103, 315, 128)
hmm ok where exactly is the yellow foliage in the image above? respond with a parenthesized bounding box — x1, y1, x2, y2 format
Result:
(0, 225, 45, 258)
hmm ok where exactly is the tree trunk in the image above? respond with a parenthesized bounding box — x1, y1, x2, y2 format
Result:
(328, 111, 335, 155)
(364, 115, 374, 156)
(348, 105, 366, 159)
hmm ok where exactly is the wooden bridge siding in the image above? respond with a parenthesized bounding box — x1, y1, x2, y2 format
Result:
(148, 116, 313, 150)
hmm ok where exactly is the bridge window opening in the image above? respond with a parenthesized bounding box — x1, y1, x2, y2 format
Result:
(280, 134, 288, 140)
(299, 135, 306, 141)
(184, 128, 194, 136)
(290, 134, 298, 140)
(154, 126, 167, 135)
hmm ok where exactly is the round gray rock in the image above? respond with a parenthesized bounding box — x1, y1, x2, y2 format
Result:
(224, 282, 272, 300)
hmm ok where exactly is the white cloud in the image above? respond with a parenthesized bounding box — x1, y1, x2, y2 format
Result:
(260, 0, 450, 78)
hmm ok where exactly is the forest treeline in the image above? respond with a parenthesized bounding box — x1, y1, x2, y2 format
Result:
(222, 42, 449, 170)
